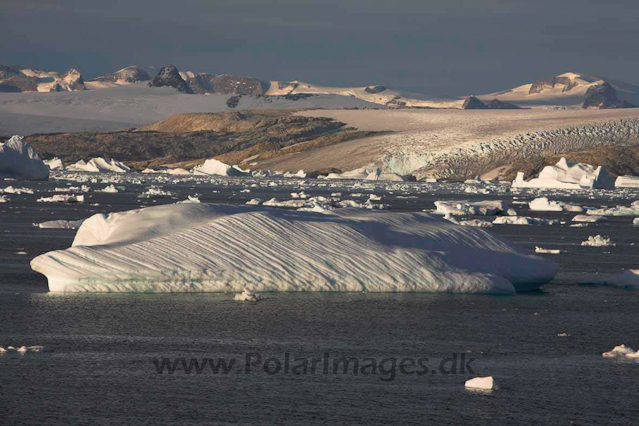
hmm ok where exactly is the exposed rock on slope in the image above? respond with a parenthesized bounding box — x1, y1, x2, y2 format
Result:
(0, 65, 86, 93)
(461, 96, 488, 109)
(582, 82, 635, 109)
(182, 73, 269, 95)
(148, 65, 193, 94)
(93, 66, 152, 84)
(485, 99, 521, 109)
(24, 111, 377, 170)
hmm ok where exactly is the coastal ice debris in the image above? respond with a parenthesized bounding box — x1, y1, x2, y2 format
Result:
(615, 176, 639, 188)
(512, 158, 614, 190)
(98, 184, 119, 193)
(0, 186, 34, 194)
(433, 200, 509, 216)
(581, 235, 615, 247)
(587, 201, 639, 216)
(31, 203, 557, 294)
(493, 216, 558, 226)
(44, 158, 64, 170)
(465, 376, 497, 390)
(573, 215, 606, 223)
(0, 135, 49, 180)
(193, 159, 249, 177)
(37, 194, 84, 203)
(67, 158, 131, 173)
(529, 197, 583, 212)
(535, 247, 563, 254)
(602, 345, 639, 359)
(234, 289, 264, 302)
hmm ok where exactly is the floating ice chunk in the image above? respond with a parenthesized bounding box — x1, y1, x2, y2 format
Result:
(0, 195, 8, 203)
(581, 235, 615, 247)
(573, 215, 606, 223)
(459, 219, 493, 228)
(493, 216, 558, 226)
(31, 203, 557, 294)
(165, 168, 191, 175)
(586, 270, 639, 289)
(369, 194, 382, 201)
(0, 186, 34, 194)
(602, 345, 639, 359)
(177, 196, 200, 204)
(17, 346, 28, 354)
(512, 158, 614, 190)
(139, 187, 174, 198)
(615, 175, 639, 188)
(587, 202, 639, 216)
(44, 157, 64, 170)
(634, 218, 639, 227)
(193, 159, 249, 177)
(37, 194, 84, 203)
(98, 184, 119, 193)
(234, 289, 263, 302)
(67, 158, 131, 173)
(465, 376, 496, 390)
(529, 197, 583, 212)
(246, 198, 262, 206)
(284, 170, 307, 179)
(434, 200, 509, 216)
(0, 135, 49, 180)
(35, 219, 85, 229)
(535, 247, 563, 254)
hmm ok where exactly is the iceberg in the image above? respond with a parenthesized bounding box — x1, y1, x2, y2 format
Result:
(0, 135, 49, 180)
(465, 376, 496, 390)
(433, 200, 510, 216)
(44, 157, 64, 170)
(615, 175, 639, 188)
(31, 203, 557, 294)
(581, 235, 614, 247)
(67, 158, 131, 173)
(512, 158, 614, 190)
(193, 159, 249, 177)
(528, 197, 583, 212)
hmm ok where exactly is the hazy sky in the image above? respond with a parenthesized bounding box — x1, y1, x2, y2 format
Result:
(2, 0, 637, 95)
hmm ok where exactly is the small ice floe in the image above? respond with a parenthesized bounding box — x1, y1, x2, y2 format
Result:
(37, 194, 84, 203)
(34, 219, 85, 229)
(459, 219, 493, 228)
(434, 200, 509, 216)
(602, 345, 639, 359)
(138, 187, 174, 198)
(246, 198, 262, 206)
(535, 247, 564, 254)
(0, 186, 34, 195)
(570, 223, 588, 228)
(587, 201, 639, 217)
(634, 218, 639, 227)
(369, 194, 382, 201)
(529, 197, 583, 212)
(177, 196, 201, 204)
(581, 235, 615, 247)
(493, 216, 558, 226)
(573, 215, 606, 223)
(0, 345, 50, 354)
(557, 333, 570, 337)
(291, 192, 308, 199)
(240, 189, 251, 193)
(234, 289, 263, 302)
(97, 184, 119, 193)
(465, 376, 497, 390)
(0, 195, 8, 203)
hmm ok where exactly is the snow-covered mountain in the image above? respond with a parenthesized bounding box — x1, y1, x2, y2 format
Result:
(478, 72, 639, 108)
(88, 66, 152, 87)
(0, 65, 86, 93)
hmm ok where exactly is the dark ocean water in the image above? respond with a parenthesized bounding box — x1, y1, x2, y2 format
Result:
(1, 176, 638, 425)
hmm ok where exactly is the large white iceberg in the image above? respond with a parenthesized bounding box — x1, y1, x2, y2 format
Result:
(512, 158, 614, 190)
(67, 158, 131, 173)
(193, 159, 248, 177)
(0, 135, 49, 180)
(31, 203, 557, 294)
(615, 175, 639, 188)
(44, 157, 64, 170)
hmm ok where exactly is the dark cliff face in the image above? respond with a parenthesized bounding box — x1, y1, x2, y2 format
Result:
(529, 76, 578, 94)
(183, 73, 270, 96)
(148, 65, 193, 94)
(461, 96, 488, 109)
(485, 99, 521, 109)
(582, 82, 635, 109)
